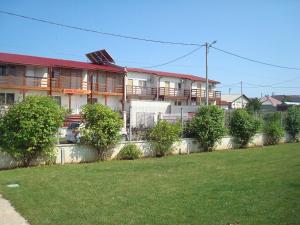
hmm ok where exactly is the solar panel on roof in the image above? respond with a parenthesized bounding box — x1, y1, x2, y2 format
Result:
(86, 49, 115, 65)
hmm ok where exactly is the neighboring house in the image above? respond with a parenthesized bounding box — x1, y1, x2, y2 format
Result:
(220, 94, 249, 110)
(272, 95, 300, 105)
(260, 96, 282, 111)
(0, 50, 221, 129)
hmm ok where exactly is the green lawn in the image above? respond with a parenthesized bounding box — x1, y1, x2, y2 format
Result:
(0, 143, 300, 225)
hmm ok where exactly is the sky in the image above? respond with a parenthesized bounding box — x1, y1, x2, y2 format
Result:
(0, 0, 299, 97)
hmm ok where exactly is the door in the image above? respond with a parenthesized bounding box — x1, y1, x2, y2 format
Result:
(165, 81, 170, 96)
(127, 79, 133, 94)
(107, 77, 114, 92)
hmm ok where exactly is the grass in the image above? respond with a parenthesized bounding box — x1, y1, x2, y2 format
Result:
(0, 143, 300, 225)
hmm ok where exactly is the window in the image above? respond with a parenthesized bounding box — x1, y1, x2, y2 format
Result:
(6, 94, 15, 105)
(88, 98, 98, 104)
(177, 83, 182, 89)
(0, 93, 5, 104)
(0, 93, 15, 105)
(175, 100, 182, 106)
(0, 66, 7, 76)
(52, 96, 61, 107)
(139, 80, 146, 87)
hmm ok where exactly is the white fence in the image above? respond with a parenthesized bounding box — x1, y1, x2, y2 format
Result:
(1, 133, 297, 170)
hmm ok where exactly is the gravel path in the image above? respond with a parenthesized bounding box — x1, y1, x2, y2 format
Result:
(0, 194, 29, 225)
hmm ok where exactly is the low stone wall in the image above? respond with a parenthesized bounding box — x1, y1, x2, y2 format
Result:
(0, 133, 297, 170)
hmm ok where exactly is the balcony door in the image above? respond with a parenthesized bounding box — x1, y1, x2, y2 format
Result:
(165, 81, 170, 96)
(106, 77, 114, 92)
(127, 79, 133, 94)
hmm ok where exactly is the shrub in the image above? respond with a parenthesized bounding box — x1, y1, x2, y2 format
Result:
(80, 104, 123, 160)
(118, 143, 141, 160)
(229, 109, 261, 147)
(189, 105, 226, 151)
(263, 113, 284, 145)
(148, 120, 182, 157)
(246, 98, 262, 114)
(0, 96, 65, 166)
(285, 106, 300, 141)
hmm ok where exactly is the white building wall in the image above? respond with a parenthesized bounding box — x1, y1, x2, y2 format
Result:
(129, 100, 171, 127)
(127, 72, 156, 87)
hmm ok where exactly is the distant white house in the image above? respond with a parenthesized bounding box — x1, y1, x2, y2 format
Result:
(260, 96, 282, 111)
(220, 94, 249, 110)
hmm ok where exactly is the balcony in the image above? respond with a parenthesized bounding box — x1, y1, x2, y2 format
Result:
(90, 83, 123, 96)
(0, 75, 49, 91)
(159, 87, 190, 99)
(126, 85, 156, 98)
(191, 89, 221, 101)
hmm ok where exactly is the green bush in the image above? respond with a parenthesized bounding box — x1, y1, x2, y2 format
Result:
(81, 104, 123, 160)
(285, 106, 300, 141)
(118, 143, 141, 160)
(189, 105, 226, 151)
(0, 96, 65, 166)
(148, 120, 182, 157)
(246, 98, 262, 114)
(229, 109, 261, 147)
(263, 113, 285, 145)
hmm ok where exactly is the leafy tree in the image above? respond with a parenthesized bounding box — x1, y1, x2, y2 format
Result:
(263, 112, 284, 145)
(118, 143, 141, 160)
(189, 105, 226, 151)
(0, 96, 65, 166)
(246, 98, 262, 114)
(285, 106, 300, 141)
(229, 109, 261, 147)
(80, 103, 123, 160)
(148, 120, 182, 157)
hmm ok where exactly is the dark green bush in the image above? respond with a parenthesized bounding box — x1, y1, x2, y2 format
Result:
(189, 105, 226, 151)
(148, 120, 182, 157)
(229, 109, 261, 147)
(0, 96, 65, 166)
(285, 106, 300, 142)
(263, 113, 284, 145)
(118, 143, 141, 160)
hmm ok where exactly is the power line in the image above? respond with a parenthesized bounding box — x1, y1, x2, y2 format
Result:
(211, 46, 300, 71)
(142, 46, 203, 68)
(0, 10, 202, 47)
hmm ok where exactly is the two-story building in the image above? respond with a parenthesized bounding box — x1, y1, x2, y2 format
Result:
(0, 50, 221, 129)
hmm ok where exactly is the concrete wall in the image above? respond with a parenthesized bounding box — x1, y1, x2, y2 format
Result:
(1, 133, 297, 170)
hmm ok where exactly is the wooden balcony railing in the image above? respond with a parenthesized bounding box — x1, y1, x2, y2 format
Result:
(126, 85, 157, 96)
(90, 83, 123, 93)
(0, 75, 48, 90)
(159, 87, 190, 97)
(51, 76, 84, 90)
(191, 89, 221, 99)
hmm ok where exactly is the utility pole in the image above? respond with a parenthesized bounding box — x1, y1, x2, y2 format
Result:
(205, 42, 209, 106)
(240, 80, 243, 108)
(205, 41, 217, 106)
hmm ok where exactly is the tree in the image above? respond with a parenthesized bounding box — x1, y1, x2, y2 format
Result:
(189, 105, 226, 151)
(246, 98, 262, 114)
(80, 103, 123, 160)
(263, 112, 285, 145)
(148, 120, 182, 157)
(285, 106, 300, 141)
(229, 109, 261, 147)
(0, 96, 65, 166)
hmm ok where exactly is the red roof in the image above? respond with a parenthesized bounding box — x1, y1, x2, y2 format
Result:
(0, 52, 124, 73)
(127, 67, 220, 84)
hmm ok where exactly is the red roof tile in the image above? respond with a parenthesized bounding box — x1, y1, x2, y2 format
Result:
(0, 52, 124, 73)
(127, 67, 220, 84)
